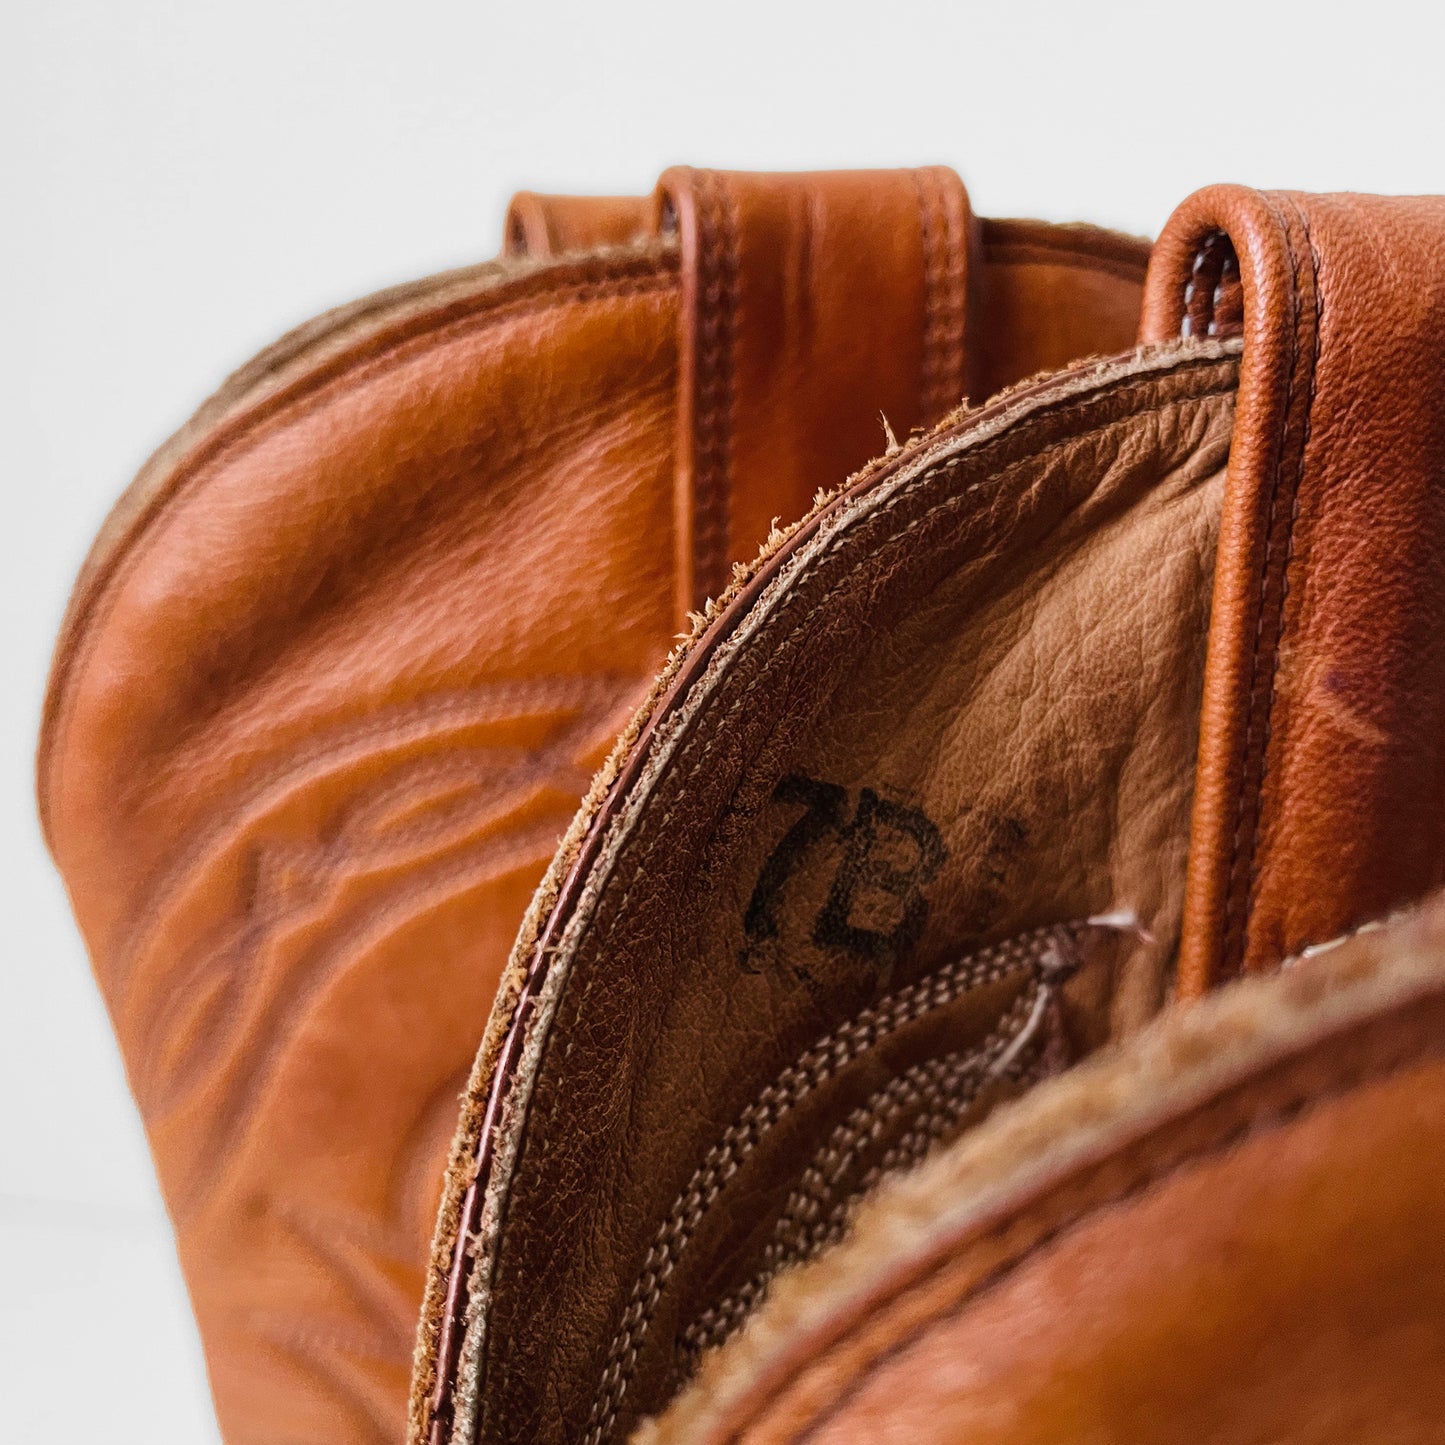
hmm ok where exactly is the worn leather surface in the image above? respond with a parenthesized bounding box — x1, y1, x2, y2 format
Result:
(39, 170, 1150, 1445)
(414, 344, 1238, 1445)
(645, 893, 1445, 1445)
(1140, 188, 1445, 991)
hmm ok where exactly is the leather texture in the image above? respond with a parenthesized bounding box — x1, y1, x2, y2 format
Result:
(38, 168, 1150, 1445)
(659, 166, 974, 607)
(1140, 188, 1445, 992)
(418, 185, 1445, 1445)
(412, 343, 1239, 1445)
(643, 892, 1445, 1445)
(503, 191, 653, 257)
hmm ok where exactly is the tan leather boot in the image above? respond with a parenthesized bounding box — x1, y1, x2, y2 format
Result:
(38, 167, 1148, 1445)
(414, 186, 1445, 1445)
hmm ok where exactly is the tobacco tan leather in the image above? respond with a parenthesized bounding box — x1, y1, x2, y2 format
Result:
(660, 166, 974, 606)
(643, 894, 1445, 1445)
(414, 343, 1240, 1445)
(503, 192, 652, 257)
(1140, 189, 1445, 992)
(417, 184, 1445, 1445)
(38, 169, 1149, 1445)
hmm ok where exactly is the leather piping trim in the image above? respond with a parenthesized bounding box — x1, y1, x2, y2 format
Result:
(1147, 194, 1325, 991)
(1220, 197, 1321, 979)
(36, 245, 681, 848)
(711, 974, 1445, 1445)
(422, 338, 1241, 1445)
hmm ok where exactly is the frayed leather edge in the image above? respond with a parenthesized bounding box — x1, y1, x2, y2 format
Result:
(409, 335, 1243, 1445)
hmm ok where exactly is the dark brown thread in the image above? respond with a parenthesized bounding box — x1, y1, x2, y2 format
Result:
(915, 170, 968, 425)
(1240, 203, 1324, 960)
(915, 172, 940, 423)
(689, 172, 740, 606)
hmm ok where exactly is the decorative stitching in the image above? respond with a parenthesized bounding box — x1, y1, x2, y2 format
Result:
(108, 675, 637, 1003)
(914, 171, 967, 426)
(919, 174, 942, 421)
(776, 993, 1445, 1445)
(585, 922, 1094, 1445)
(441, 348, 1240, 1444)
(1220, 198, 1322, 975)
(689, 172, 740, 606)
(915, 173, 945, 425)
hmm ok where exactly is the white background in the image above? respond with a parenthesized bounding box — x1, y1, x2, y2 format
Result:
(6, 1, 1445, 1438)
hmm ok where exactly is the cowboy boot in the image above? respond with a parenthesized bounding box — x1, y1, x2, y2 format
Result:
(39, 166, 1148, 1444)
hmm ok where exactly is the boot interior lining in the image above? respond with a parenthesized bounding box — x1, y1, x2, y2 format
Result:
(434, 341, 1240, 1445)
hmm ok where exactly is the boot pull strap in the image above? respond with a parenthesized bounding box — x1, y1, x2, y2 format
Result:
(1142, 186, 1445, 992)
(502, 190, 654, 256)
(658, 166, 977, 612)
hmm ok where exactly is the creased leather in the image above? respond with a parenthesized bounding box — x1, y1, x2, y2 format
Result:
(1141, 187, 1445, 991)
(39, 170, 1153, 1445)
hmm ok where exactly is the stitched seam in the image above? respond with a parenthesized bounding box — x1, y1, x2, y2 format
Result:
(1180, 232, 1232, 339)
(465, 351, 1238, 1435)
(778, 1009, 1442, 1445)
(88, 365, 658, 975)
(44, 268, 677, 820)
(690, 172, 740, 605)
(512, 366, 1234, 1430)
(914, 172, 968, 425)
(940, 180, 968, 413)
(592, 384, 1231, 947)
(915, 172, 945, 425)
(1241, 201, 1324, 961)
(1215, 211, 1300, 971)
(524, 368, 1238, 1178)
(1220, 198, 1321, 973)
(586, 924, 1088, 1444)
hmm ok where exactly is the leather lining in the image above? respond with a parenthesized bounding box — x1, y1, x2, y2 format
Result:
(414, 341, 1240, 1445)
(641, 896, 1445, 1445)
